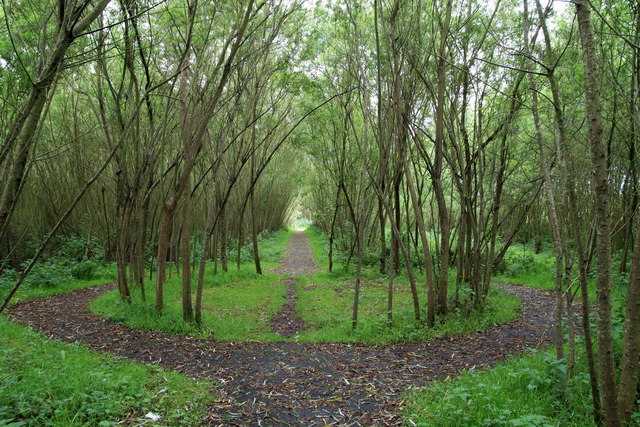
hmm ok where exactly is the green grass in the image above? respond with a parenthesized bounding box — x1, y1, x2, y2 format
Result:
(297, 226, 521, 344)
(91, 227, 522, 344)
(0, 317, 213, 426)
(0, 259, 212, 426)
(91, 230, 292, 340)
(4, 277, 114, 306)
(296, 273, 519, 344)
(1, 263, 116, 306)
(403, 346, 597, 426)
(92, 265, 287, 340)
(401, 242, 637, 426)
(305, 226, 335, 271)
(491, 243, 603, 303)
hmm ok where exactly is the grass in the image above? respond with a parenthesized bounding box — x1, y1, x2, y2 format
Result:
(0, 263, 117, 307)
(0, 249, 211, 425)
(403, 346, 597, 426)
(91, 230, 291, 340)
(92, 265, 287, 340)
(90, 227, 522, 344)
(0, 317, 213, 426)
(7, 228, 635, 426)
(491, 242, 603, 303)
(295, 273, 519, 344)
(298, 226, 521, 344)
(4, 277, 114, 306)
(402, 242, 636, 426)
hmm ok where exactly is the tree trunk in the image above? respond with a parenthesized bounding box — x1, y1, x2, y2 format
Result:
(220, 203, 228, 272)
(618, 211, 640, 423)
(250, 112, 262, 275)
(523, 0, 565, 366)
(575, 1, 620, 425)
(155, 206, 173, 311)
(433, 0, 453, 314)
(181, 184, 193, 322)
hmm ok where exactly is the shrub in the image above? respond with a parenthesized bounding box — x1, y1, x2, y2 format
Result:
(72, 260, 98, 280)
(23, 261, 71, 288)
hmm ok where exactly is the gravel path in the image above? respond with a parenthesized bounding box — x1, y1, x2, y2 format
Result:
(9, 230, 556, 426)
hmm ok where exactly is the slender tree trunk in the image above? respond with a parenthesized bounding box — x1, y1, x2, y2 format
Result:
(196, 192, 215, 326)
(155, 207, 173, 311)
(618, 211, 640, 423)
(393, 175, 401, 272)
(374, 0, 387, 276)
(250, 109, 262, 274)
(433, 0, 453, 314)
(403, 156, 436, 323)
(523, 0, 565, 365)
(576, 1, 619, 425)
(220, 203, 228, 272)
(572, 200, 603, 423)
(329, 187, 340, 273)
(236, 202, 246, 271)
(389, 0, 434, 322)
(181, 183, 193, 322)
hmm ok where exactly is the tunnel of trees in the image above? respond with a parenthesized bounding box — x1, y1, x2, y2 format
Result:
(1, 0, 640, 425)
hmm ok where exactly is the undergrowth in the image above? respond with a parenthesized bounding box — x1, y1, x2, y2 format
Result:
(0, 318, 213, 426)
(0, 234, 117, 306)
(403, 346, 596, 426)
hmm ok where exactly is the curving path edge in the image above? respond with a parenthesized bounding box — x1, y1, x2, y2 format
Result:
(9, 231, 555, 426)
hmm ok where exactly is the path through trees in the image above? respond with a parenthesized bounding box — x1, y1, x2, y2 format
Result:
(269, 230, 317, 337)
(10, 232, 557, 425)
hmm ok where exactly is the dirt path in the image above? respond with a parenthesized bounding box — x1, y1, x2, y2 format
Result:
(272, 230, 319, 276)
(8, 231, 556, 426)
(270, 231, 317, 337)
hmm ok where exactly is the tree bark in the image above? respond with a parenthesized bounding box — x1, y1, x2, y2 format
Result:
(618, 211, 640, 423)
(432, 0, 453, 314)
(575, 1, 620, 425)
(181, 183, 193, 322)
(524, 0, 565, 366)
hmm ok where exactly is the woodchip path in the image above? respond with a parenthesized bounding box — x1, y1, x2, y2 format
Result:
(9, 230, 555, 426)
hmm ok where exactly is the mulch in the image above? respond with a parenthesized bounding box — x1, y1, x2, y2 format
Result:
(8, 231, 556, 426)
(269, 230, 316, 338)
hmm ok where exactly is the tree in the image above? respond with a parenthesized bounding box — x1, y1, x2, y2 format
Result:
(575, 0, 618, 425)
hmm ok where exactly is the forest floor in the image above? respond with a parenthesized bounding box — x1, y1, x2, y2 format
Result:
(9, 231, 556, 426)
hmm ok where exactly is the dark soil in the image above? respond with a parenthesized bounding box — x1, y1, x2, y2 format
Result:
(270, 277, 306, 338)
(269, 230, 316, 338)
(9, 231, 557, 426)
